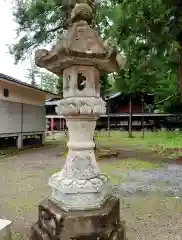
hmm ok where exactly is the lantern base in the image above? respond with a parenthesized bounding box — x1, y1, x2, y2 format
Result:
(48, 172, 111, 211)
(30, 196, 126, 240)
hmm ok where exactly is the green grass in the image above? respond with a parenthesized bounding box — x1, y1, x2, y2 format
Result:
(45, 130, 182, 160)
(12, 232, 23, 240)
(95, 130, 182, 153)
(99, 158, 163, 184)
(46, 130, 182, 151)
(1, 130, 181, 160)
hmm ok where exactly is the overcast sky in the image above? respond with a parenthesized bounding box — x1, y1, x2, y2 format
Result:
(0, 0, 30, 82)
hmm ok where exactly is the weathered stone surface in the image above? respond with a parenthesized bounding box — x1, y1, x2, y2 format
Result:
(34, 3, 124, 75)
(30, 196, 126, 240)
(34, 0, 124, 211)
(71, 3, 93, 25)
(48, 116, 111, 211)
(62, 66, 100, 98)
(32, 0, 127, 236)
(56, 98, 106, 115)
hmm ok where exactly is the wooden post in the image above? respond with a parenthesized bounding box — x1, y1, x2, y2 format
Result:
(141, 96, 145, 138)
(128, 94, 132, 138)
(105, 96, 110, 137)
(46, 118, 50, 136)
(107, 100, 110, 137)
(63, 118, 65, 130)
(51, 118, 55, 140)
(60, 117, 62, 131)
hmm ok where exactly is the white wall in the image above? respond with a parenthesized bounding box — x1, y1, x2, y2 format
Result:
(0, 100, 46, 135)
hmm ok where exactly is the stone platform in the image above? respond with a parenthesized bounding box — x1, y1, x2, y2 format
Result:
(30, 196, 126, 240)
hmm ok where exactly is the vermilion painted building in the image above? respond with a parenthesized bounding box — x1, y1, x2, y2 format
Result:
(107, 92, 154, 114)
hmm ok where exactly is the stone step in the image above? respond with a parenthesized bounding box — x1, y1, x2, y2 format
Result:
(0, 219, 12, 240)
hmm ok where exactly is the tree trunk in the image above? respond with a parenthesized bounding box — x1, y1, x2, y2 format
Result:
(179, 38, 182, 98)
(107, 100, 110, 137)
(128, 96, 132, 138)
(141, 97, 144, 138)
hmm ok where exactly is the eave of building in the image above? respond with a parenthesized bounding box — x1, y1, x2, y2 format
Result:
(0, 73, 60, 99)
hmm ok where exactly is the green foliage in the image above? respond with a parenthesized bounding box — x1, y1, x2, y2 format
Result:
(10, 0, 66, 63)
(26, 62, 39, 86)
(26, 63, 63, 94)
(100, 74, 112, 98)
(10, 0, 182, 111)
(96, 129, 182, 153)
(40, 71, 63, 94)
(106, 0, 181, 111)
(55, 77, 63, 96)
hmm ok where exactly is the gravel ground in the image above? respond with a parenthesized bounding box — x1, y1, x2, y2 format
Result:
(1, 146, 182, 240)
(113, 164, 182, 197)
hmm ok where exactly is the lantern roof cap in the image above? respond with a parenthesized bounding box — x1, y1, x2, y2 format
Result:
(35, 2, 125, 75)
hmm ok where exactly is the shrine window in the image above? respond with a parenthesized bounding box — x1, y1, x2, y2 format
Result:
(77, 73, 86, 91)
(3, 88, 9, 97)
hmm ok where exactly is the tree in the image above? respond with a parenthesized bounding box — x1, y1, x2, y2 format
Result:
(10, 0, 182, 112)
(108, 0, 181, 115)
(40, 71, 56, 93)
(26, 61, 39, 86)
(26, 62, 63, 94)
(55, 77, 63, 96)
(100, 74, 112, 99)
(40, 71, 63, 95)
(9, 0, 71, 63)
(9, 0, 99, 63)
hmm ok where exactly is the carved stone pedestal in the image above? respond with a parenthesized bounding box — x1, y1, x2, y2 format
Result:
(30, 196, 126, 240)
(31, 1, 126, 240)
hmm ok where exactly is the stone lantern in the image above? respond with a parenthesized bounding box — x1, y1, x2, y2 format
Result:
(30, 1, 125, 239)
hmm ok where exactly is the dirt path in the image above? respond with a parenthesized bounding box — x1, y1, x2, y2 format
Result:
(1, 146, 182, 240)
(0, 146, 65, 239)
(121, 194, 182, 240)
